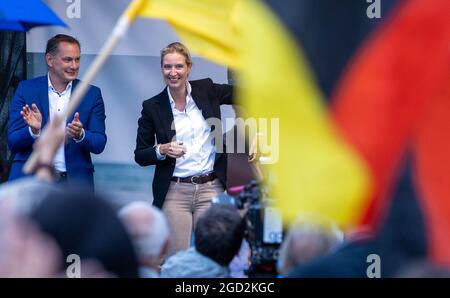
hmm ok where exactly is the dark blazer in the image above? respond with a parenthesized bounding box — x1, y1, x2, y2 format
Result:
(134, 78, 233, 208)
(8, 76, 107, 189)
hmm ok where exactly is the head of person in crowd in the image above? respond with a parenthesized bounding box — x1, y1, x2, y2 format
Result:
(0, 177, 62, 217)
(277, 214, 344, 276)
(0, 215, 63, 277)
(29, 190, 139, 277)
(118, 201, 170, 278)
(160, 41, 193, 93)
(45, 34, 81, 91)
(0, 179, 95, 277)
(195, 204, 245, 266)
(160, 205, 245, 278)
(0, 178, 61, 277)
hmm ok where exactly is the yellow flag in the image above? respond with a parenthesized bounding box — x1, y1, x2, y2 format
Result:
(134, 0, 372, 227)
(134, 0, 241, 68)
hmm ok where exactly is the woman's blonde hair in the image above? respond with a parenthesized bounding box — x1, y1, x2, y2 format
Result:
(160, 42, 193, 68)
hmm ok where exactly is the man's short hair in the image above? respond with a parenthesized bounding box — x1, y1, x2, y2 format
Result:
(45, 34, 80, 56)
(195, 205, 245, 266)
(118, 201, 170, 258)
(0, 177, 62, 216)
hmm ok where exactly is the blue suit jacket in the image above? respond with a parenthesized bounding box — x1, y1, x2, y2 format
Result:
(7, 76, 107, 189)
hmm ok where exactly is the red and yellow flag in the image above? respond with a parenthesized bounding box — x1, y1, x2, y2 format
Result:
(332, 0, 450, 264)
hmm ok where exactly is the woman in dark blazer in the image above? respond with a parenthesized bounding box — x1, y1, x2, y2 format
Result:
(135, 42, 234, 256)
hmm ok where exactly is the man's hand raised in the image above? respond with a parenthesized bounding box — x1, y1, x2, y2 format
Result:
(66, 112, 84, 140)
(21, 103, 42, 134)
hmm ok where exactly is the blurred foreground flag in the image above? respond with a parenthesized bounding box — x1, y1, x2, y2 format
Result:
(130, 0, 373, 226)
(332, 0, 450, 263)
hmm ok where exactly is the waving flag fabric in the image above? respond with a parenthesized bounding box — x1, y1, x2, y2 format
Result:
(332, 0, 450, 264)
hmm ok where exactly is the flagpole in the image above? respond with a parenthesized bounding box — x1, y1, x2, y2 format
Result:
(23, 0, 146, 174)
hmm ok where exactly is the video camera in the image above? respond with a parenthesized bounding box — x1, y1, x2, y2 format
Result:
(213, 181, 283, 277)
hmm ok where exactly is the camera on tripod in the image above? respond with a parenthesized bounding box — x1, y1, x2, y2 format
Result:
(212, 181, 283, 277)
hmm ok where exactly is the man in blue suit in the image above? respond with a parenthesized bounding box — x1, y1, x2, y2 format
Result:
(8, 34, 106, 190)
